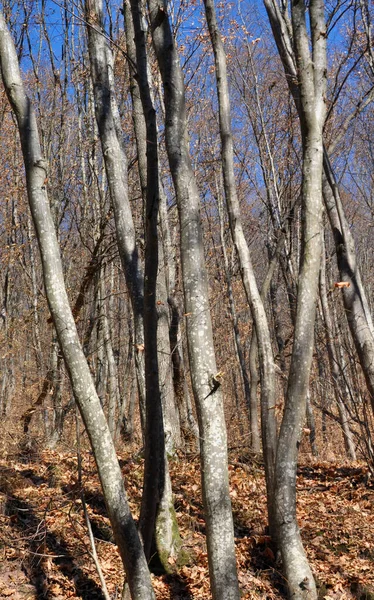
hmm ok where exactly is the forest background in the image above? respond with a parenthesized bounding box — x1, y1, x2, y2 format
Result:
(0, 0, 373, 599)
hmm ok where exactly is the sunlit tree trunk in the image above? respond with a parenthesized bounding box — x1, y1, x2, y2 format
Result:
(323, 159, 374, 417)
(319, 234, 356, 460)
(203, 0, 277, 533)
(124, 0, 183, 452)
(306, 391, 318, 457)
(264, 0, 374, 422)
(266, 0, 327, 597)
(216, 180, 252, 436)
(85, 0, 146, 426)
(0, 13, 155, 599)
(47, 338, 65, 448)
(129, 0, 182, 570)
(147, 2, 240, 598)
(99, 272, 120, 440)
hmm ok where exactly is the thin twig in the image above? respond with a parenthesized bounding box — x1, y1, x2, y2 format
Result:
(76, 408, 111, 600)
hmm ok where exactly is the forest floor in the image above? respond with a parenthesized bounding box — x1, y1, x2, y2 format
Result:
(0, 446, 373, 600)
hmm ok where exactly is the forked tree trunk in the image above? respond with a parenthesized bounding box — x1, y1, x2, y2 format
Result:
(124, 0, 183, 454)
(269, 1, 327, 597)
(0, 13, 155, 600)
(147, 2, 240, 598)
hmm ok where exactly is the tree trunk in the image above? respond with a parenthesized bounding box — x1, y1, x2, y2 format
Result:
(0, 13, 155, 599)
(117, 308, 136, 442)
(216, 178, 252, 437)
(101, 277, 120, 440)
(47, 338, 65, 448)
(129, 0, 182, 571)
(203, 0, 277, 534)
(85, 0, 146, 425)
(147, 2, 240, 598)
(124, 0, 182, 453)
(248, 329, 261, 453)
(306, 391, 318, 457)
(168, 293, 199, 451)
(319, 235, 357, 460)
(156, 238, 182, 454)
(323, 155, 374, 416)
(270, 1, 327, 597)
(264, 0, 374, 420)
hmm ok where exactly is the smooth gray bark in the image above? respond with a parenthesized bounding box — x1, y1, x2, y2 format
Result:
(129, 0, 182, 570)
(168, 293, 200, 451)
(156, 239, 182, 453)
(0, 12, 155, 600)
(203, 0, 277, 534)
(161, 199, 199, 450)
(158, 160, 198, 448)
(126, 0, 197, 450)
(323, 156, 374, 417)
(248, 329, 261, 453)
(264, 0, 374, 421)
(96, 277, 108, 407)
(124, 0, 182, 453)
(247, 246, 287, 457)
(147, 2, 240, 598)
(131, 0, 164, 555)
(47, 338, 65, 448)
(216, 183, 252, 439)
(269, 1, 327, 597)
(85, 0, 146, 424)
(305, 392, 318, 457)
(99, 272, 120, 440)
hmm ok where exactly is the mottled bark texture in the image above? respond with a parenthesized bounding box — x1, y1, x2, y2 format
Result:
(264, 0, 327, 597)
(124, 0, 182, 454)
(129, 0, 182, 570)
(125, 0, 196, 450)
(147, 1, 240, 598)
(0, 12, 155, 600)
(203, 0, 277, 534)
(85, 0, 146, 424)
(264, 0, 374, 422)
(168, 293, 200, 451)
(131, 0, 165, 557)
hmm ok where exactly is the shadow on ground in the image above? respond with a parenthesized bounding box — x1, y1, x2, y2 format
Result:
(0, 465, 106, 600)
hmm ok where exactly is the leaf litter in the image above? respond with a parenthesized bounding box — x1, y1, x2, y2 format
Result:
(0, 449, 373, 599)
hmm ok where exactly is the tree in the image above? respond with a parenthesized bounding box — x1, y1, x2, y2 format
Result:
(129, 0, 182, 569)
(263, 1, 327, 597)
(0, 11, 155, 600)
(203, 0, 277, 535)
(146, 1, 240, 598)
(123, 0, 183, 454)
(264, 0, 374, 426)
(85, 0, 147, 426)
